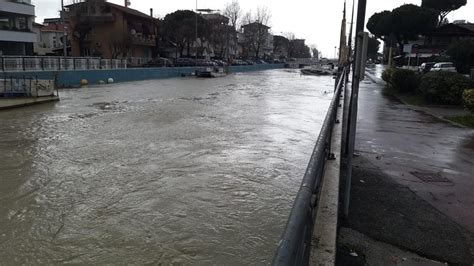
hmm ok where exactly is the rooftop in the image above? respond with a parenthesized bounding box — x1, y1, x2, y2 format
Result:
(66, 0, 155, 20)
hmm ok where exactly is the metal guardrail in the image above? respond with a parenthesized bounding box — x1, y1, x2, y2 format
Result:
(273, 68, 346, 265)
(0, 56, 128, 72)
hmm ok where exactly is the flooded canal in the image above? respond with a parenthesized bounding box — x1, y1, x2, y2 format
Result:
(0, 69, 334, 265)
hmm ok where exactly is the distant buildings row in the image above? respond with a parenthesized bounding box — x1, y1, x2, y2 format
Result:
(0, 0, 313, 63)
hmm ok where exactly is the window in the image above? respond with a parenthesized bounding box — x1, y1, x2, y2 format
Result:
(18, 17, 28, 30)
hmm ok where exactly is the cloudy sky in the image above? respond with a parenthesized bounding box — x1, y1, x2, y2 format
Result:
(34, 0, 473, 57)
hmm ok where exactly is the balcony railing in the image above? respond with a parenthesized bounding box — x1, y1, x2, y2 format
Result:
(78, 13, 116, 23)
(9, 0, 32, 5)
(131, 35, 156, 46)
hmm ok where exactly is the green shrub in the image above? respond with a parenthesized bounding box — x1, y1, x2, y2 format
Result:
(390, 68, 420, 93)
(418, 72, 474, 105)
(382, 68, 393, 83)
(463, 89, 474, 113)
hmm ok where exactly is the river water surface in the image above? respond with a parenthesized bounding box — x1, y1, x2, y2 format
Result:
(0, 69, 334, 265)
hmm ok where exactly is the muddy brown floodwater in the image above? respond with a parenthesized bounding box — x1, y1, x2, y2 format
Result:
(0, 69, 335, 265)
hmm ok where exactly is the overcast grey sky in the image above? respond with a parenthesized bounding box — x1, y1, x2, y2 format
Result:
(34, 0, 473, 57)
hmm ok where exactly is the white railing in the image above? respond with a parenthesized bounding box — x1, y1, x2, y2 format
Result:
(128, 57, 150, 67)
(0, 56, 128, 72)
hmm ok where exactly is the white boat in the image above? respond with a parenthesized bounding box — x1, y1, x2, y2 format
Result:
(196, 67, 227, 78)
(300, 64, 336, 76)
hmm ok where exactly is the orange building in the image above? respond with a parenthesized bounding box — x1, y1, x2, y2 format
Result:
(66, 0, 157, 59)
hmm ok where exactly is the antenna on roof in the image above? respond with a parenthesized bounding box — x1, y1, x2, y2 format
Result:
(124, 0, 131, 7)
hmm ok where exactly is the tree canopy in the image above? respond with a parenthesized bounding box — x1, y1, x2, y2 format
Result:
(447, 40, 474, 74)
(162, 10, 210, 57)
(367, 36, 380, 61)
(390, 4, 438, 40)
(422, 0, 467, 24)
(366, 4, 438, 54)
(366, 11, 392, 41)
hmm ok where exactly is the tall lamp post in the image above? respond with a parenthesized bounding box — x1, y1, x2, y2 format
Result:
(61, 0, 67, 57)
(195, 0, 198, 60)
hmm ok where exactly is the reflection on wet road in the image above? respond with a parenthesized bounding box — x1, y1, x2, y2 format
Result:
(0, 69, 334, 264)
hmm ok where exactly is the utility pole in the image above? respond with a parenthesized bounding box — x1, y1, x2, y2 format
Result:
(347, 0, 355, 63)
(344, 0, 367, 219)
(195, 0, 198, 60)
(61, 0, 67, 57)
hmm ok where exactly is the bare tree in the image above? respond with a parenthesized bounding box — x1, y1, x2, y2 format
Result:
(223, 0, 241, 30)
(255, 6, 271, 26)
(241, 7, 272, 59)
(310, 44, 319, 59)
(283, 32, 296, 41)
(109, 32, 131, 59)
(223, 1, 242, 59)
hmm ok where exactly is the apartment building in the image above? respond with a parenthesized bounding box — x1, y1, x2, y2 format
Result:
(0, 0, 36, 55)
(66, 0, 157, 59)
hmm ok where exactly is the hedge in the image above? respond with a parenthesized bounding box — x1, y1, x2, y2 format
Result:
(463, 89, 474, 113)
(382, 68, 419, 93)
(418, 72, 474, 105)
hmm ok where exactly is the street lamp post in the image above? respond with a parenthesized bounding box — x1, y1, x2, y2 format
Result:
(61, 0, 67, 57)
(195, 0, 198, 60)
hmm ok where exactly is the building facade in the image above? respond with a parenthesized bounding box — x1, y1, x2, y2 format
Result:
(0, 0, 36, 55)
(273, 35, 289, 59)
(66, 0, 157, 60)
(240, 21, 273, 59)
(33, 19, 69, 56)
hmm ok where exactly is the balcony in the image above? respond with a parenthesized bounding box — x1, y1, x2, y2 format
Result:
(0, 1, 35, 16)
(0, 29, 36, 42)
(78, 13, 116, 23)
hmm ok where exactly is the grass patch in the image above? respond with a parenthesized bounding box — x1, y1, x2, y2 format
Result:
(446, 115, 474, 128)
(383, 87, 428, 106)
(396, 93, 428, 106)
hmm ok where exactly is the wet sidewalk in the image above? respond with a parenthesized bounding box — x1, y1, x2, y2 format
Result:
(341, 75, 474, 264)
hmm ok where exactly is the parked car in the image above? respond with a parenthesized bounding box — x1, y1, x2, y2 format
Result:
(232, 59, 246, 66)
(212, 60, 227, 66)
(418, 62, 436, 73)
(175, 58, 196, 67)
(430, 62, 456, 72)
(143, 58, 174, 68)
(195, 59, 216, 66)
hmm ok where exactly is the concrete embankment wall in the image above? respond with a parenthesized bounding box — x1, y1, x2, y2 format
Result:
(2, 64, 285, 88)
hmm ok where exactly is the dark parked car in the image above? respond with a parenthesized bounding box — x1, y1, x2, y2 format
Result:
(175, 58, 196, 67)
(143, 58, 174, 67)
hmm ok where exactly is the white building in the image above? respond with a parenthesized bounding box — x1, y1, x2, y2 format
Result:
(0, 0, 36, 55)
(33, 19, 68, 56)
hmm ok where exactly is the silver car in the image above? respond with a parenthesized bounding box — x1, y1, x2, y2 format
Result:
(430, 62, 456, 72)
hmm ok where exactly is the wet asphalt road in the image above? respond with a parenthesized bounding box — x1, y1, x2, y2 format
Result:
(0, 69, 335, 265)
